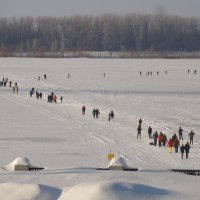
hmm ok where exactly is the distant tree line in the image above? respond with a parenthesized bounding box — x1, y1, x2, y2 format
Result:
(0, 14, 200, 54)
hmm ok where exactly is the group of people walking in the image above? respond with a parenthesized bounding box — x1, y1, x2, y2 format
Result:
(30, 87, 43, 100)
(147, 124, 196, 159)
(81, 105, 115, 121)
(1, 77, 19, 94)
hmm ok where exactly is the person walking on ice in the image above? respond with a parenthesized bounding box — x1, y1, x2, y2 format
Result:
(137, 125, 142, 139)
(60, 96, 63, 103)
(138, 118, 142, 127)
(148, 126, 152, 138)
(188, 130, 195, 145)
(180, 144, 185, 159)
(184, 142, 190, 159)
(82, 105, 86, 115)
(178, 126, 183, 140)
(108, 110, 115, 121)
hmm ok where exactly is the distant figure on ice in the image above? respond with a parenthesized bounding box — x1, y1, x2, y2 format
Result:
(167, 138, 173, 153)
(178, 126, 183, 140)
(60, 96, 63, 103)
(9, 81, 12, 88)
(180, 144, 185, 159)
(44, 74, 47, 79)
(38, 76, 40, 81)
(67, 73, 70, 79)
(148, 126, 152, 138)
(153, 131, 158, 146)
(173, 137, 180, 153)
(30, 89, 33, 97)
(53, 95, 57, 103)
(188, 130, 195, 145)
(184, 142, 190, 159)
(138, 118, 142, 127)
(158, 132, 163, 147)
(162, 134, 167, 147)
(108, 110, 115, 121)
(103, 72, 106, 78)
(16, 86, 19, 94)
(137, 125, 142, 139)
(39, 92, 42, 100)
(194, 69, 197, 74)
(12, 86, 15, 94)
(188, 69, 190, 74)
(3, 80, 7, 87)
(92, 108, 96, 118)
(82, 105, 86, 115)
(95, 108, 100, 119)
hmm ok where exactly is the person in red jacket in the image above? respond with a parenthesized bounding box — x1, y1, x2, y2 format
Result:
(173, 137, 180, 153)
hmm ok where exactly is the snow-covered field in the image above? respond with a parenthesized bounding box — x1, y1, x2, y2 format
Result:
(0, 57, 200, 200)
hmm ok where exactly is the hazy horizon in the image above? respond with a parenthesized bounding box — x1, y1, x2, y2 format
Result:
(0, 0, 200, 18)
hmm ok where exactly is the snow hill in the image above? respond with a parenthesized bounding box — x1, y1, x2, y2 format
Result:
(0, 58, 200, 200)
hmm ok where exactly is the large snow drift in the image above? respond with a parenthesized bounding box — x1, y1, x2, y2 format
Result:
(0, 182, 61, 200)
(60, 180, 176, 200)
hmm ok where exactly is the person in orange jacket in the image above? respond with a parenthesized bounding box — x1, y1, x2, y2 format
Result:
(167, 138, 173, 153)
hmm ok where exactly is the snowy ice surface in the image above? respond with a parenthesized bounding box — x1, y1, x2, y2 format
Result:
(0, 58, 200, 199)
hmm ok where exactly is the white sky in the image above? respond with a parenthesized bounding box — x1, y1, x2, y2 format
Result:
(0, 0, 200, 18)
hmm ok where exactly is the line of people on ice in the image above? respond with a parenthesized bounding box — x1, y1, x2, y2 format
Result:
(139, 70, 168, 76)
(81, 105, 115, 121)
(37, 74, 47, 81)
(1, 77, 16, 89)
(0, 77, 9, 87)
(188, 69, 197, 74)
(29, 88, 43, 100)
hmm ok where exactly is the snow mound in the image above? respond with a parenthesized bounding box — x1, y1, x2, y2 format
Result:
(0, 182, 61, 200)
(60, 180, 174, 200)
(108, 155, 129, 169)
(4, 157, 37, 171)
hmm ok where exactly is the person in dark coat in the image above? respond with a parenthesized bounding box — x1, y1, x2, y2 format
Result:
(108, 110, 115, 121)
(172, 133, 177, 143)
(153, 131, 158, 146)
(9, 81, 12, 88)
(162, 134, 167, 147)
(95, 109, 100, 118)
(188, 130, 195, 145)
(39, 92, 42, 99)
(137, 125, 142, 139)
(184, 142, 191, 159)
(82, 105, 86, 115)
(60, 96, 63, 103)
(178, 126, 183, 140)
(148, 126, 152, 138)
(158, 132, 163, 147)
(92, 108, 96, 118)
(180, 144, 185, 159)
(138, 118, 142, 127)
